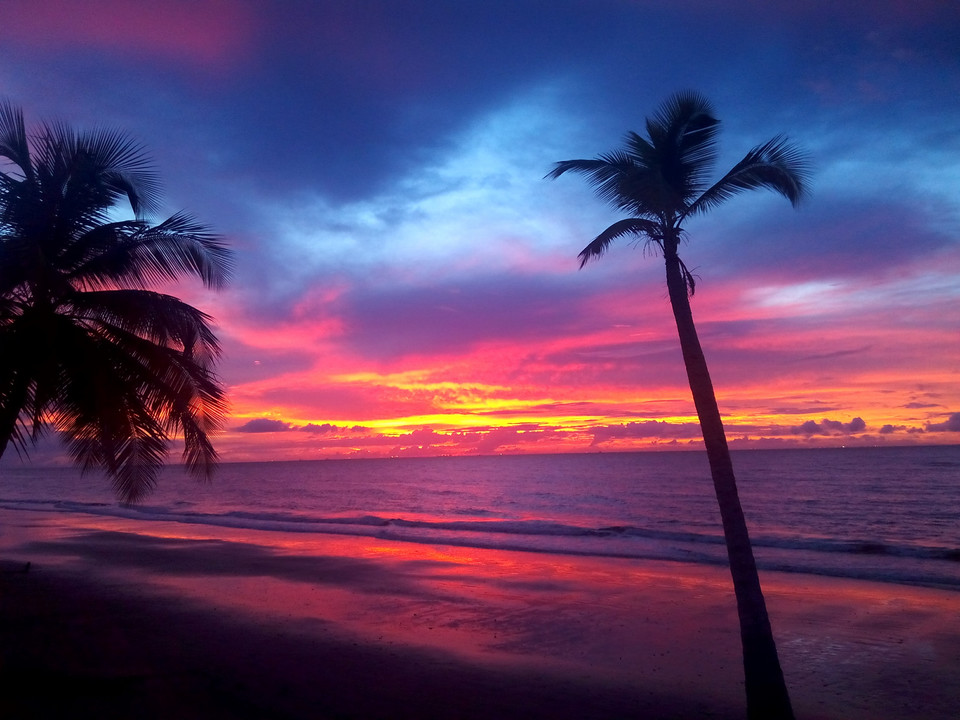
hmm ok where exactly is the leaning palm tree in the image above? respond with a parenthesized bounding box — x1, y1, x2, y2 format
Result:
(548, 91, 809, 720)
(0, 100, 232, 503)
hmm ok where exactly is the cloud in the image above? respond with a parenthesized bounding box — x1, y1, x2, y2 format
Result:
(300, 423, 368, 435)
(450, 425, 564, 454)
(925, 413, 960, 432)
(791, 417, 867, 436)
(234, 418, 293, 434)
(236, 419, 372, 436)
(768, 404, 844, 415)
(590, 421, 703, 446)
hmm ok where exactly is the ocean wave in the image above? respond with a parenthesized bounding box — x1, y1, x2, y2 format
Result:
(2, 497, 958, 569)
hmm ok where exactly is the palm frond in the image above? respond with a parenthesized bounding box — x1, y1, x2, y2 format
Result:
(74, 289, 222, 363)
(547, 155, 662, 216)
(578, 217, 662, 268)
(38, 121, 162, 219)
(25, 127, 125, 241)
(0, 306, 61, 447)
(684, 135, 811, 218)
(646, 91, 720, 203)
(86, 313, 228, 442)
(55, 220, 145, 277)
(0, 363, 35, 458)
(84, 125, 163, 217)
(38, 319, 158, 502)
(62, 417, 167, 503)
(549, 154, 633, 177)
(50, 317, 225, 502)
(180, 419, 220, 480)
(622, 130, 656, 165)
(0, 100, 31, 179)
(678, 255, 697, 297)
(71, 211, 233, 290)
(0, 233, 33, 297)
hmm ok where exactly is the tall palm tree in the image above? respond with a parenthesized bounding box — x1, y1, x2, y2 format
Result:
(0, 100, 232, 503)
(548, 91, 809, 720)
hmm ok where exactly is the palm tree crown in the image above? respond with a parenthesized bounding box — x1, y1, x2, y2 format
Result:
(0, 100, 233, 502)
(547, 91, 809, 287)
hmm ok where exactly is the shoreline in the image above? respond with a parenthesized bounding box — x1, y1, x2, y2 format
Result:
(2, 509, 959, 719)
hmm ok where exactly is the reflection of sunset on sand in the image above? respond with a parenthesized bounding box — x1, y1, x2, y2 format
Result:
(2, 509, 958, 719)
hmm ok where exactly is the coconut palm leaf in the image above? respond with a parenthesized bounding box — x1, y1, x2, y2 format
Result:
(0, 101, 31, 177)
(577, 217, 663, 268)
(684, 135, 810, 218)
(67, 213, 232, 291)
(73, 289, 221, 357)
(642, 90, 719, 202)
(33, 121, 161, 219)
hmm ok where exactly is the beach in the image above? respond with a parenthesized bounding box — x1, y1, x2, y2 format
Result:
(1, 508, 959, 719)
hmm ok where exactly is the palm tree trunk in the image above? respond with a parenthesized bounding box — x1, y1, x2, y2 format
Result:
(664, 251, 794, 720)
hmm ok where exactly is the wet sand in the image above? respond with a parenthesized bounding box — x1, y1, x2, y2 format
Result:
(1, 509, 959, 719)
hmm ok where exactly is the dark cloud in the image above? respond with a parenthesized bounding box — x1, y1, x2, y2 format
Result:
(925, 413, 960, 432)
(300, 423, 336, 435)
(300, 423, 368, 435)
(790, 417, 867, 436)
(235, 418, 293, 433)
(847, 417, 867, 432)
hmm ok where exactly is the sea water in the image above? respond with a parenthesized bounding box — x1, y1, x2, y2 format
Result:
(1, 446, 958, 590)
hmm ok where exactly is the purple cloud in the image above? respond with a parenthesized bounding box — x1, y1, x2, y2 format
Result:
(926, 413, 960, 432)
(235, 418, 293, 433)
(300, 423, 368, 435)
(590, 421, 703, 446)
(791, 417, 867, 436)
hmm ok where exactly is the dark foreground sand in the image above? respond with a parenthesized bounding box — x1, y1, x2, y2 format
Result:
(1, 509, 959, 719)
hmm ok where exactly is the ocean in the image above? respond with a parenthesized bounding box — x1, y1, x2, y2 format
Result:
(2, 445, 958, 591)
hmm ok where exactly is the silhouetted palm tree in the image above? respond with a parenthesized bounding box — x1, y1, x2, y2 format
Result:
(0, 101, 232, 502)
(548, 91, 809, 720)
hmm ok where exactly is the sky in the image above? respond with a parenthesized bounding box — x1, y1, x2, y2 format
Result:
(2, 0, 959, 463)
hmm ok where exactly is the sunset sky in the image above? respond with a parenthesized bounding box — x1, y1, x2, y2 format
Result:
(2, 0, 958, 462)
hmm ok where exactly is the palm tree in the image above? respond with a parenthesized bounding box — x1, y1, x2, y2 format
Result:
(548, 91, 809, 719)
(0, 100, 232, 503)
